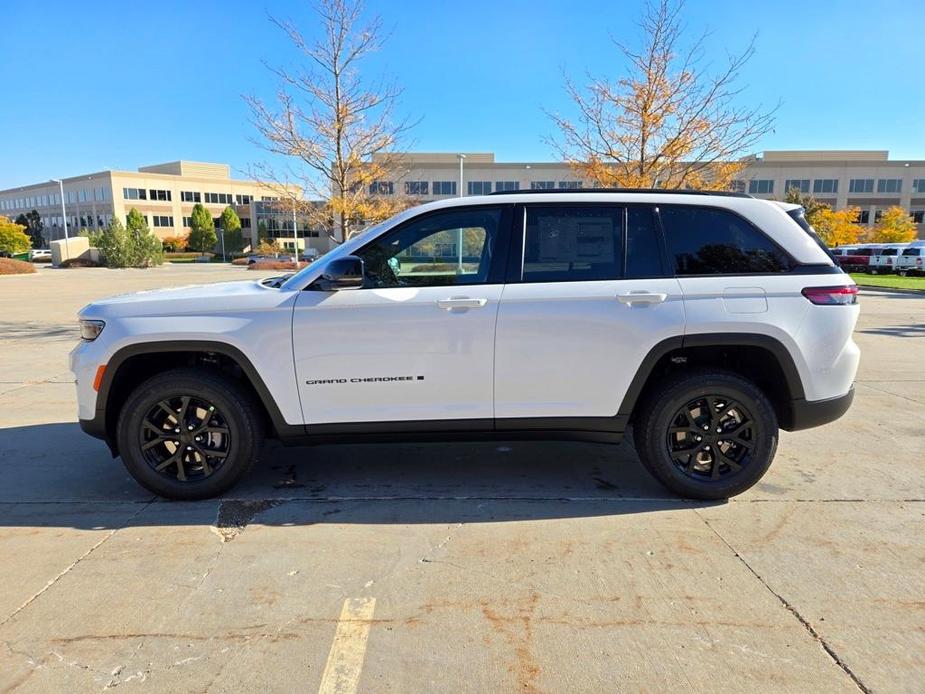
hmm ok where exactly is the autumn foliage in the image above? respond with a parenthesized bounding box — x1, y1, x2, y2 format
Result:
(546, 0, 775, 190)
(870, 206, 917, 243)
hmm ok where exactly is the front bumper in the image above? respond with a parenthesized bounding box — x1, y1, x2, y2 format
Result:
(784, 387, 854, 432)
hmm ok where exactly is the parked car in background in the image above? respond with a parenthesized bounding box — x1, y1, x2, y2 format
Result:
(869, 244, 908, 274)
(30, 249, 51, 261)
(896, 245, 925, 276)
(834, 245, 878, 273)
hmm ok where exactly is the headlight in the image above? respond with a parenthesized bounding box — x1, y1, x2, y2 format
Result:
(79, 319, 106, 341)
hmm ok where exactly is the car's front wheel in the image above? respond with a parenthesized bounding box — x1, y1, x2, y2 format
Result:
(633, 370, 778, 500)
(117, 368, 263, 500)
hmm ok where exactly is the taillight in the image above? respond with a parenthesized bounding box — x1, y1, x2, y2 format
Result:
(802, 285, 858, 305)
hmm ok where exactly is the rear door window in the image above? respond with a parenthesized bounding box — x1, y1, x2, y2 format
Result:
(522, 206, 623, 282)
(659, 206, 792, 275)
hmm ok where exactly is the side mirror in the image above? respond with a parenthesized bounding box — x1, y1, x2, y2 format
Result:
(312, 255, 364, 291)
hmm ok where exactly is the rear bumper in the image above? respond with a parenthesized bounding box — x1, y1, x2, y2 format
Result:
(784, 387, 854, 432)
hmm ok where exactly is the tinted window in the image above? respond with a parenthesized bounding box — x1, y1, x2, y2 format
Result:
(522, 206, 623, 282)
(660, 206, 792, 275)
(626, 207, 664, 278)
(357, 208, 501, 288)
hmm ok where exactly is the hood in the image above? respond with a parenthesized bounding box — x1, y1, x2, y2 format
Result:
(79, 279, 292, 319)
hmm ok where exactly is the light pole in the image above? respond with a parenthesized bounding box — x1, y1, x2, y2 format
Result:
(456, 154, 465, 273)
(291, 199, 299, 259)
(50, 178, 70, 256)
(456, 154, 465, 197)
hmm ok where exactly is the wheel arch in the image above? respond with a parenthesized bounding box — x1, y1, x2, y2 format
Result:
(619, 333, 806, 431)
(95, 340, 303, 454)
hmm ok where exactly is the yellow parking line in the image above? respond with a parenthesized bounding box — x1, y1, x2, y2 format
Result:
(318, 597, 377, 694)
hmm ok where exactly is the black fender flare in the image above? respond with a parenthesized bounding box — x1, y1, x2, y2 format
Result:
(617, 333, 805, 418)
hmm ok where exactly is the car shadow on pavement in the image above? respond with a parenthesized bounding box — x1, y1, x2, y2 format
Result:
(0, 422, 716, 528)
(860, 323, 925, 338)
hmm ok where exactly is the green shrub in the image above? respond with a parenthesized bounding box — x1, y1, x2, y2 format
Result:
(92, 211, 164, 268)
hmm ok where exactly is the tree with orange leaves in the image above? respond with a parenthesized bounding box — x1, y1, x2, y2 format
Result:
(546, 0, 777, 191)
(870, 206, 917, 243)
(245, 0, 416, 242)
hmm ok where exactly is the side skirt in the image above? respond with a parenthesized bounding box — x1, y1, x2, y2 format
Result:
(281, 416, 627, 447)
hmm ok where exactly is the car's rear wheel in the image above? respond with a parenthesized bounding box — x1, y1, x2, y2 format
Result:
(117, 368, 263, 500)
(633, 370, 778, 500)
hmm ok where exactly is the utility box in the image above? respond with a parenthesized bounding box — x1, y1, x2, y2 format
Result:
(51, 237, 92, 266)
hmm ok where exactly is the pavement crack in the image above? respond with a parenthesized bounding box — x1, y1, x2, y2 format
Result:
(420, 522, 463, 563)
(695, 509, 871, 694)
(0, 499, 155, 629)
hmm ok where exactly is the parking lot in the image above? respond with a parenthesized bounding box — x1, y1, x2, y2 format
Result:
(0, 264, 923, 692)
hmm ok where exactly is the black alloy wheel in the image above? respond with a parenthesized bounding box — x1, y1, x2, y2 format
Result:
(666, 395, 754, 481)
(117, 368, 263, 500)
(139, 395, 231, 482)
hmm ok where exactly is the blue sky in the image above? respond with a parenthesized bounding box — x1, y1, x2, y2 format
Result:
(1, 0, 923, 189)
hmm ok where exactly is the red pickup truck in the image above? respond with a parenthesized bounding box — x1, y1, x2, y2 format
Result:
(832, 246, 880, 273)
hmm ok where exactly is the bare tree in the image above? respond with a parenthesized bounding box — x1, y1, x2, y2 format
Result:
(546, 0, 777, 190)
(245, 0, 415, 241)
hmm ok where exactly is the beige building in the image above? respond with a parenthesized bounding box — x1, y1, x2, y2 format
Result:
(0, 161, 326, 251)
(363, 150, 925, 237)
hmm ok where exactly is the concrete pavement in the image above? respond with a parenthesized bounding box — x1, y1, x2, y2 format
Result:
(0, 264, 922, 692)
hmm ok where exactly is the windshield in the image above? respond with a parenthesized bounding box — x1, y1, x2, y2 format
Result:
(902, 248, 921, 256)
(882, 249, 899, 256)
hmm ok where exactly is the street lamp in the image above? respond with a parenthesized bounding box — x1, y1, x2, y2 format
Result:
(456, 154, 465, 198)
(50, 178, 70, 256)
(456, 154, 465, 272)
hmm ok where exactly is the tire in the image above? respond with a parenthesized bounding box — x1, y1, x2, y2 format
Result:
(117, 368, 264, 500)
(633, 369, 778, 500)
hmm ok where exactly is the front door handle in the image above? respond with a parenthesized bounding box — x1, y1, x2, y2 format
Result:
(436, 297, 488, 310)
(617, 291, 668, 305)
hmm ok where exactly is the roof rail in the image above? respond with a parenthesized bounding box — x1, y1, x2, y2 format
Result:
(488, 187, 753, 198)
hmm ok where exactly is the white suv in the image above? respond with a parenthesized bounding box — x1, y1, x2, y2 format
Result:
(71, 190, 859, 500)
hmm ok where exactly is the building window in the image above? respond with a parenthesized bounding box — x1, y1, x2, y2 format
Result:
(432, 181, 457, 196)
(123, 187, 147, 200)
(241, 217, 251, 228)
(204, 192, 233, 204)
(909, 210, 924, 223)
(368, 181, 394, 195)
(530, 181, 556, 190)
(913, 179, 925, 194)
(856, 210, 870, 224)
(182, 216, 192, 227)
(126, 214, 150, 225)
(235, 194, 251, 205)
(813, 179, 838, 194)
(849, 179, 874, 193)
(467, 181, 492, 195)
(495, 181, 519, 192)
(877, 179, 902, 194)
(261, 196, 279, 201)
(748, 179, 774, 195)
(729, 180, 746, 193)
(149, 189, 171, 201)
(558, 181, 582, 189)
(404, 181, 429, 195)
(874, 210, 884, 223)
(181, 191, 201, 203)
(152, 215, 174, 228)
(784, 179, 810, 194)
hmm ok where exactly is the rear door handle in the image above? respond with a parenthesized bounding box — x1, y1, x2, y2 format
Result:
(616, 292, 668, 305)
(436, 297, 488, 309)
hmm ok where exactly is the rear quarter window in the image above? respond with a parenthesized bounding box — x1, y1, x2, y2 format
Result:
(659, 206, 793, 275)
